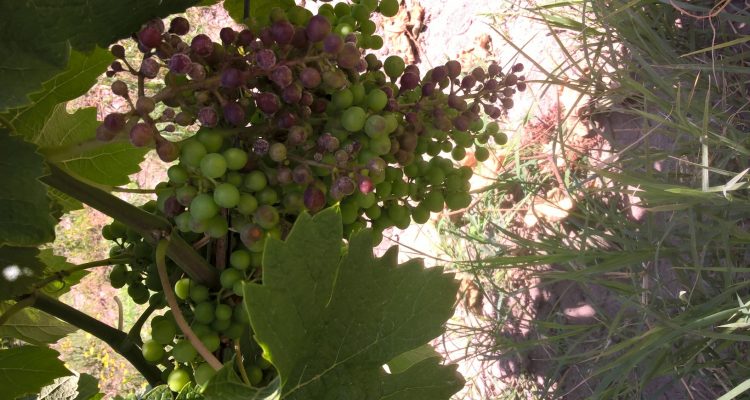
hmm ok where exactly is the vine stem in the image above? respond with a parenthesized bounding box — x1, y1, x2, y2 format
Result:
(155, 237, 223, 371)
(31, 257, 129, 291)
(24, 292, 162, 385)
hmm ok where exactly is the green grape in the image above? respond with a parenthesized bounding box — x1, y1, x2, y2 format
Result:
(200, 153, 228, 179)
(190, 193, 219, 221)
(391, 179, 409, 197)
(172, 340, 197, 363)
(365, 35, 383, 50)
(386, 203, 409, 224)
(233, 303, 250, 324)
(223, 323, 245, 339)
(439, 140, 453, 153)
(250, 252, 263, 268)
(411, 204, 430, 224)
(168, 368, 191, 392)
(423, 190, 445, 213)
(365, 205, 381, 220)
(351, 3, 370, 23)
(334, 2, 350, 17)
(191, 323, 212, 337)
(453, 131, 473, 148)
(213, 183, 240, 208)
(355, 191, 377, 209)
(369, 134, 391, 155)
(237, 194, 259, 215)
(109, 264, 127, 288)
(339, 200, 359, 224)
(175, 278, 191, 300)
(403, 163, 419, 178)
(493, 132, 508, 145)
(474, 146, 490, 162)
(247, 365, 264, 386)
(350, 82, 366, 104)
(167, 165, 189, 185)
(176, 185, 198, 206)
(194, 301, 215, 324)
(230, 249, 252, 270)
(376, 181, 392, 197)
(149, 292, 166, 309)
(378, 0, 399, 17)
(470, 118, 484, 132)
(360, 0, 378, 11)
(244, 171, 268, 192)
(180, 140, 207, 168)
(189, 284, 210, 303)
(383, 55, 405, 79)
(215, 303, 232, 321)
(451, 146, 466, 161)
(174, 212, 192, 232)
(194, 363, 216, 387)
(257, 187, 279, 205)
(223, 147, 249, 170)
(142, 339, 165, 362)
(458, 165, 473, 180)
(211, 318, 231, 332)
(445, 191, 472, 210)
(366, 89, 387, 112)
(360, 19, 376, 35)
(332, 89, 354, 109)
(426, 166, 445, 186)
(151, 318, 177, 345)
(341, 106, 367, 132)
(485, 121, 500, 135)
(383, 113, 399, 133)
(233, 280, 245, 296)
(220, 268, 243, 289)
(144, 267, 162, 291)
(128, 284, 150, 305)
(444, 174, 463, 192)
(197, 129, 224, 152)
(225, 171, 244, 187)
(364, 115, 388, 138)
(199, 332, 221, 352)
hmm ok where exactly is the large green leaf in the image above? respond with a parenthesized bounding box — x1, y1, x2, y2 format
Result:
(20, 372, 103, 400)
(203, 364, 280, 400)
(0, 302, 77, 345)
(1, 48, 113, 138)
(36, 105, 148, 187)
(240, 207, 464, 399)
(0, 130, 56, 246)
(0, 0, 200, 112)
(0, 247, 47, 301)
(0, 346, 71, 399)
(142, 385, 172, 400)
(224, 0, 295, 26)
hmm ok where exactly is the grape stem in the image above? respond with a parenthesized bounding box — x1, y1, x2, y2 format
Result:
(30, 256, 130, 292)
(22, 292, 163, 385)
(155, 237, 223, 371)
(235, 341, 251, 385)
(127, 303, 157, 346)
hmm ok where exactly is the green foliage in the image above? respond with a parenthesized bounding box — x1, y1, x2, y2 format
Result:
(0, 247, 47, 301)
(237, 208, 462, 399)
(0, 130, 56, 246)
(21, 372, 103, 400)
(0, 0, 201, 111)
(0, 346, 71, 399)
(0, 303, 77, 345)
(223, 0, 295, 25)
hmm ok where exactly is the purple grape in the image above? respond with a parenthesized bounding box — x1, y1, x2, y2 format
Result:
(504, 74, 518, 87)
(140, 58, 160, 79)
(317, 133, 340, 152)
(488, 62, 500, 77)
(501, 98, 514, 109)
(198, 107, 218, 127)
(421, 83, 435, 97)
(96, 124, 116, 141)
(175, 112, 195, 126)
(270, 20, 295, 45)
(164, 124, 176, 132)
(304, 186, 326, 212)
(169, 17, 190, 35)
(405, 112, 419, 125)
(517, 81, 527, 92)
(356, 59, 368, 73)
(253, 138, 270, 155)
(448, 94, 467, 111)
(191, 34, 213, 57)
(188, 63, 206, 81)
(381, 85, 394, 98)
(130, 123, 155, 147)
(445, 60, 461, 78)
(168, 53, 192, 74)
(160, 108, 175, 121)
(110, 45, 125, 59)
(288, 126, 308, 146)
(502, 87, 515, 97)
(404, 64, 419, 75)
(255, 49, 276, 70)
(111, 80, 129, 97)
(323, 34, 343, 54)
(156, 138, 179, 162)
(300, 91, 314, 106)
(334, 149, 349, 164)
(277, 167, 293, 185)
(311, 98, 328, 114)
(299, 67, 321, 89)
(512, 63, 524, 72)
(281, 84, 303, 104)
(461, 75, 477, 90)
(275, 111, 297, 129)
(471, 67, 486, 81)
(337, 42, 360, 69)
(103, 113, 126, 131)
(220, 27, 237, 45)
(452, 115, 469, 131)
(358, 176, 374, 194)
(344, 33, 358, 43)
(223, 102, 246, 126)
(270, 65, 293, 87)
(237, 29, 255, 46)
(333, 176, 356, 196)
(138, 26, 162, 49)
(386, 98, 399, 111)
(306, 15, 331, 42)
(258, 28, 274, 47)
(322, 70, 346, 90)
(291, 27, 309, 49)
(255, 93, 280, 114)
(399, 72, 419, 90)
(293, 165, 313, 184)
(430, 66, 447, 83)
(221, 67, 244, 88)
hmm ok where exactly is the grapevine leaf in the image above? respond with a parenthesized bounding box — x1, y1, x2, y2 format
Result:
(142, 385, 172, 400)
(37, 250, 88, 298)
(19, 372, 102, 400)
(203, 363, 280, 400)
(0, 0, 201, 111)
(0, 130, 56, 247)
(0, 346, 71, 399)
(223, 0, 295, 26)
(1, 48, 113, 138)
(386, 344, 441, 375)
(0, 247, 47, 301)
(73, 374, 103, 400)
(243, 207, 464, 399)
(0, 302, 77, 345)
(35, 105, 148, 187)
(176, 382, 205, 400)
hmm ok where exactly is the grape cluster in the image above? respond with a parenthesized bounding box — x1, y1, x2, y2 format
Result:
(98, 0, 522, 392)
